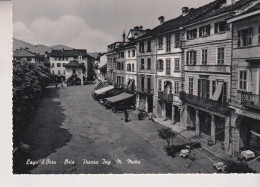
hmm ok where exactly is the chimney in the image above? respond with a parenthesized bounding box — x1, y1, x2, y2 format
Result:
(122, 31, 126, 42)
(182, 7, 189, 16)
(158, 16, 164, 25)
(226, 0, 236, 6)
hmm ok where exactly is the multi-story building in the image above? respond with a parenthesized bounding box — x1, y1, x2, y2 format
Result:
(228, 5, 260, 156)
(106, 42, 124, 84)
(180, 0, 256, 152)
(13, 47, 45, 65)
(49, 48, 94, 82)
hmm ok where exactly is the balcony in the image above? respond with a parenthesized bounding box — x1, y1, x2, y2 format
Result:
(158, 91, 173, 103)
(184, 65, 230, 73)
(137, 87, 154, 95)
(241, 91, 260, 109)
(180, 91, 229, 115)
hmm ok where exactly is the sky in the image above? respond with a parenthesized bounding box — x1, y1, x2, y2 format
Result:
(13, 0, 213, 52)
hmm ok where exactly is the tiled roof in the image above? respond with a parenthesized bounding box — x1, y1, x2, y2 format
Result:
(49, 49, 87, 57)
(64, 60, 84, 67)
(13, 48, 41, 57)
(137, 0, 257, 40)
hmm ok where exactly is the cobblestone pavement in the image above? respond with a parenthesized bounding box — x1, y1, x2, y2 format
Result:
(29, 85, 220, 174)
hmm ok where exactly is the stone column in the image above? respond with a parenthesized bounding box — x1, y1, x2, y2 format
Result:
(211, 114, 216, 144)
(180, 104, 188, 128)
(162, 103, 166, 120)
(172, 105, 175, 125)
(195, 109, 200, 136)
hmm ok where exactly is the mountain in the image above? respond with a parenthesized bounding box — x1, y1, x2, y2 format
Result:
(13, 38, 72, 55)
(13, 38, 102, 58)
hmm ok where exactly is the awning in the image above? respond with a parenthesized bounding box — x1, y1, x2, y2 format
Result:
(211, 82, 223, 101)
(105, 92, 134, 103)
(94, 85, 114, 95)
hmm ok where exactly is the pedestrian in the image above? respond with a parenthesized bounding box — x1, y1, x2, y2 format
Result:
(124, 109, 129, 122)
(61, 80, 64, 88)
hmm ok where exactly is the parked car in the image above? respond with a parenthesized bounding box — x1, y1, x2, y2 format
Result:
(212, 162, 226, 172)
(239, 150, 255, 161)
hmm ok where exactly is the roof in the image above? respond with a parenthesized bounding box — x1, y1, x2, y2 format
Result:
(13, 48, 43, 58)
(137, 0, 257, 40)
(63, 60, 84, 67)
(48, 49, 87, 57)
(115, 41, 136, 51)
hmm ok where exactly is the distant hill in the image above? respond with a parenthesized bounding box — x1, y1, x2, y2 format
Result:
(13, 38, 72, 55)
(88, 52, 100, 59)
(13, 38, 102, 58)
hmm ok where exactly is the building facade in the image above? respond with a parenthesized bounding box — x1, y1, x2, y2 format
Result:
(228, 9, 260, 156)
(13, 48, 45, 65)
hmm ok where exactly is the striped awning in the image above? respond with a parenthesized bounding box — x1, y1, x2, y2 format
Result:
(94, 85, 114, 95)
(105, 92, 134, 103)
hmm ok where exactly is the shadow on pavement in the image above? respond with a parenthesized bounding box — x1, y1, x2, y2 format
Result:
(13, 88, 72, 174)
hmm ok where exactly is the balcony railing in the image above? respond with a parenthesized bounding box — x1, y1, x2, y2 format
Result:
(241, 91, 260, 109)
(137, 87, 154, 95)
(158, 91, 173, 103)
(180, 91, 229, 115)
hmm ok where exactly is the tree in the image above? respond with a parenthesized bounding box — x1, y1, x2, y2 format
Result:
(158, 128, 176, 147)
(225, 160, 255, 173)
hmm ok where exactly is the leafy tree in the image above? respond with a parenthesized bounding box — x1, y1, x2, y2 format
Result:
(158, 128, 176, 147)
(13, 61, 51, 146)
(225, 160, 255, 173)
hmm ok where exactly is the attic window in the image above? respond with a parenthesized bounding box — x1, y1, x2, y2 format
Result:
(215, 21, 230, 33)
(199, 25, 211, 37)
(187, 28, 197, 40)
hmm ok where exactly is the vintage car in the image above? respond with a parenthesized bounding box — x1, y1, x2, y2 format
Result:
(212, 162, 226, 173)
(180, 149, 190, 158)
(240, 150, 255, 161)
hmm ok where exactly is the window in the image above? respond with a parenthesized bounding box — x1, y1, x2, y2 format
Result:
(188, 78, 193, 95)
(174, 58, 180, 72)
(62, 63, 66, 67)
(175, 33, 181, 47)
(238, 27, 253, 47)
(147, 77, 151, 90)
(57, 63, 61, 67)
(187, 28, 197, 39)
(58, 70, 60, 74)
(127, 64, 131, 71)
(141, 59, 145, 70)
(117, 52, 120, 58)
(198, 79, 210, 98)
(128, 50, 130, 57)
(64, 70, 66, 74)
(147, 58, 151, 70)
(215, 21, 230, 33)
(212, 81, 216, 96)
(199, 25, 211, 37)
(186, 51, 197, 65)
(158, 79, 162, 92)
(121, 52, 124, 58)
(222, 82, 228, 103)
(166, 35, 171, 52)
(141, 76, 145, 91)
(217, 47, 225, 64)
(166, 59, 171, 75)
(239, 70, 247, 90)
(132, 50, 135, 57)
(52, 63, 54, 67)
(201, 49, 208, 65)
(140, 42, 144, 53)
(121, 62, 124, 70)
(147, 40, 151, 52)
(174, 81, 179, 95)
(132, 64, 135, 72)
(158, 37, 163, 49)
(52, 70, 55, 75)
(157, 59, 164, 72)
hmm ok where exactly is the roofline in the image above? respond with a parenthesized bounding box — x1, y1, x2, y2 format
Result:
(183, 12, 230, 29)
(227, 10, 260, 23)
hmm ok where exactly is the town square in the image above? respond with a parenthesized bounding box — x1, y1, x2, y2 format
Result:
(11, 0, 260, 174)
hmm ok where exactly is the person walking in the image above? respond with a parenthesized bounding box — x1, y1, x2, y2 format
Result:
(124, 109, 129, 123)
